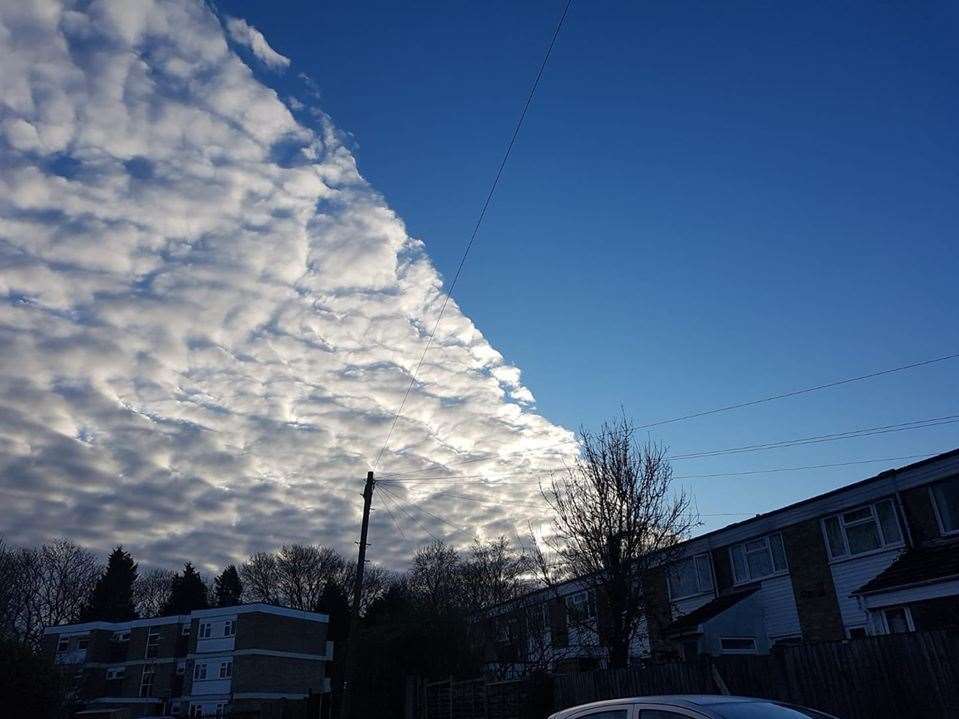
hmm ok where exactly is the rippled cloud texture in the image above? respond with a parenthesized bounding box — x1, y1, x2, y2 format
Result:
(0, 0, 577, 569)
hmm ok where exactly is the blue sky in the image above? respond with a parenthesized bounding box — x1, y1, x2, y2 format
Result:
(219, 1, 959, 528)
(2, 1, 957, 568)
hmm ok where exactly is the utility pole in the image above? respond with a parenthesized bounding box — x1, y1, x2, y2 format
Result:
(339, 470, 375, 719)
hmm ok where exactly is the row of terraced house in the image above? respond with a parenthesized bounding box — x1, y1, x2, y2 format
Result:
(43, 603, 333, 719)
(481, 448, 959, 673)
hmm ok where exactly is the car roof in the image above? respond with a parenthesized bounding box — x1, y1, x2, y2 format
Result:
(549, 695, 767, 718)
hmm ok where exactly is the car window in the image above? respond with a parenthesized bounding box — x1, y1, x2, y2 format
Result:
(580, 711, 629, 719)
(641, 711, 691, 718)
(711, 702, 831, 718)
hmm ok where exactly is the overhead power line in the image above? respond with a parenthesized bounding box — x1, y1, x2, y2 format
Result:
(377, 443, 952, 484)
(373, 0, 574, 471)
(379, 352, 959, 477)
(635, 352, 959, 430)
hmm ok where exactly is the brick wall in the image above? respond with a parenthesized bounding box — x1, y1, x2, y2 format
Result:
(782, 519, 845, 642)
(233, 654, 326, 694)
(235, 613, 328, 654)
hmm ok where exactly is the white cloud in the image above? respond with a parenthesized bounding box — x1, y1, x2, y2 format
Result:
(224, 15, 291, 71)
(0, 0, 577, 570)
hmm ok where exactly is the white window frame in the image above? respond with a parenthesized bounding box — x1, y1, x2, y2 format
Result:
(76, 636, 90, 650)
(112, 630, 130, 642)
(218, 660, 233, 679)
(182, 624, 191, 636)
(106, 666, 125, 680)
(882, 605, 915, 634)
(193, 662, 208, 681)
(729, 533, 788, 584)
(215, 704, 226, 718)
(667, 553, 714, 600)
(56, 637, 70, 653)
(223, 619, 236, 637)
(145, 628, 160, 658)
(198, 622, 212, 639)
(929, 478, 959, 536)
(821, 499, 904, 560)
(565, 589, 597, 622)
(719, 637, 758, 654)
(139, 666, 156, 697)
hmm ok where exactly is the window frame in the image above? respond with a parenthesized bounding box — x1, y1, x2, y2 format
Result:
(565, 589, 597, 623)
(139, 665, 156, 697)
(218, 660, 233, 679)
(882, 605, 915, 634)
(719, 637, 759, 655)
(56, 637, 70, 653)
(76, 637, 90, 650)
(106, 666, 125, 681)
(198, 622, 212, 639)
(729, 533, 788, 585)
(667, 553, 714, 600)
(181, 624, 191, 636)
(194, 662, 208, 681)
(145, 628, 161, 658)
(223, 619, 236, 637)
(820, 499, 905, 561)
(929, 477, 959, 536)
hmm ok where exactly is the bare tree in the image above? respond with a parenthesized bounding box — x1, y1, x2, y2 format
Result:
(461, 537, 534, 612)
(0, 539, 100, 647)
(134, 568, 175, 618)
(407, 540, 463, 615)
(341, 561, 391, 615)
(240, 552, 281, 604)
(534, 415, 697, 669)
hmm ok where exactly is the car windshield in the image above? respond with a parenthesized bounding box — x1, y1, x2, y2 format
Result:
(709, 702, 831, 718)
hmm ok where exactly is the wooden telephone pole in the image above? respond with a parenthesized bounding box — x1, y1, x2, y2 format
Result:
(338, 470, 375, 719)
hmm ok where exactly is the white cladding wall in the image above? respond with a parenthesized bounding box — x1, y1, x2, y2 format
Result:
(829, 548, 903, 630)
(758, 574, 802, 639)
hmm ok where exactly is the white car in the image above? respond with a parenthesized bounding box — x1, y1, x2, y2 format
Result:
(548, 695, 838, 719)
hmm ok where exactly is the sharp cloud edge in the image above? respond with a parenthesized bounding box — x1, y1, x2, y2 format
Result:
(0, 0, 577, 569)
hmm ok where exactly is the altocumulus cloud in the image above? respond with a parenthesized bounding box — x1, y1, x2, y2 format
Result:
(0, 0, 577, 570)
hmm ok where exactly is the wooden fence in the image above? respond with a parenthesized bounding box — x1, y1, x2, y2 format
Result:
(416, 630, 959, 719)
(554, 631, 959, 719)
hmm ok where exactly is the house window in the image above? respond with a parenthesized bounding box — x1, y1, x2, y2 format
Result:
(526, 603, 548, 634)
(218, 660, 233, 679)
(145, 629, 160, 658)
(194, 662, 208, 680)
(729, 534, 787, 584)
(223, 620, 236, 637)
(176, 661, 186, 676)
(56, 637, 70, 653)
(883, 606, 914, 634)
(77, 637, 90, 650)
(106, 667, 125, 680)
(215, 704, 227, 718)
(182, 624, 191, 636)
(112, 630, 130, 642)
(668, 553, 714, 599)
(565, 590, 597, 622)
(846, 626, 868, 639)
(139, 666, 156, 697)
(821, 499, 903, 559)
(931, 476, 959, 535)
(719, 637, 758, 654)
(190, 705, 203, 718)
(199, 622, 212, 639)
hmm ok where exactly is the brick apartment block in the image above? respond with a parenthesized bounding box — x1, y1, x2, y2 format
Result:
(43, 604, 333, 718)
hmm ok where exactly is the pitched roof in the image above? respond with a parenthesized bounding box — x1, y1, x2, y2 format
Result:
(854, 540, 959, 595)
(665, 587, 759, 635)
